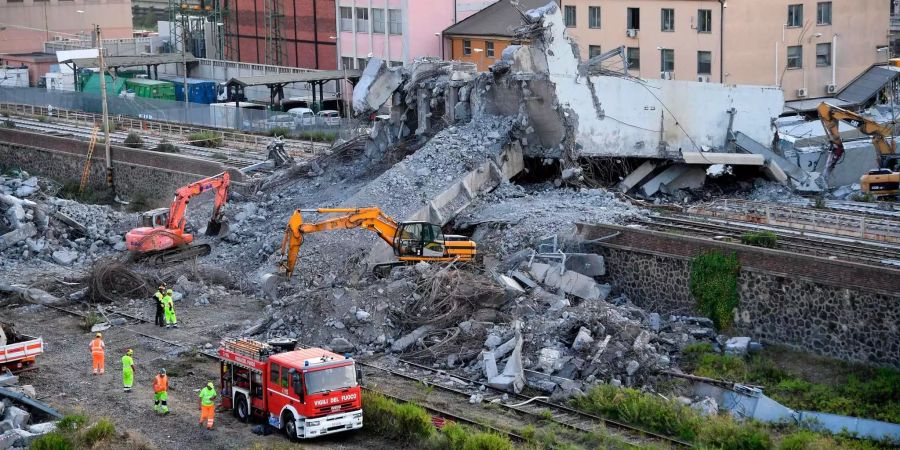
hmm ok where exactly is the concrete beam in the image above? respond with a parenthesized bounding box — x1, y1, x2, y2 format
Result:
(639, 165, 706, 197)
(682, 152, 766, 166)
(618, 161, 658, 193)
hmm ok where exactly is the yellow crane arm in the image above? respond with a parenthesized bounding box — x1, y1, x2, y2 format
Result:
(279, 207, 400, 278)
(817, 102, 897, 179)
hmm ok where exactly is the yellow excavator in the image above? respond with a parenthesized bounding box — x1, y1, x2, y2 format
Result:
(277, 207, 477, 278)
(818, 102, 900, 196)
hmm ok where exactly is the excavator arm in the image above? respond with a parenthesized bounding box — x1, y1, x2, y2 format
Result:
(279, 208, 400, 278)
(818, 102, 896, 180)
(167, 172, 231, 235)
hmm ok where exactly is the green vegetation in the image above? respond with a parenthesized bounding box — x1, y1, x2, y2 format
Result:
(31, 415, 137, 450)
(689, 251, 740, 329)
(682, 346, 900, 424)
(267, 127, 293, 138)
(297, 130, 337, 142)
(37, 115, 51, 123)
(849, 192, 876, 203)
(697, 415, 772, 450)
(571, 384, 701, 441)
(56, 181, 111, 205)
(361, 392, 515, 450)
(2, 119, 14, 128)
(741, 230, 778, 248)
(81, 312, 104, 332)
(188, 131, 223, 148)
(814, 196, 827, 209)
(123, 132, 144, 149)
(153, 141, 179, 154)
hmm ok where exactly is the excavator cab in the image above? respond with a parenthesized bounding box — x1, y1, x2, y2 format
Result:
(139, 208, 170, 228)
(393, 222, 446, 257)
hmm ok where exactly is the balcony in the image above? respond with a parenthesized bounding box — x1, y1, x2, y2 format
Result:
(891, 14, 900, 32)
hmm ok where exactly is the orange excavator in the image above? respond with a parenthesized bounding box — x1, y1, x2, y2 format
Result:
(125, 172, 230, 265)
(277, 207, 477, 278)
(818, 102, 900, 196)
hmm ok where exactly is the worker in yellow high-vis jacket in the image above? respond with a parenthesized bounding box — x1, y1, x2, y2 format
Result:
(122, 349, 134, 392)
(198, 381, 217, 430)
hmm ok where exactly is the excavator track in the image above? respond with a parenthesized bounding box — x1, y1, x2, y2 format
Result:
(129, 244, 212, 266)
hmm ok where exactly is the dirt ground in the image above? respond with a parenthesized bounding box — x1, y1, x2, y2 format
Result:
(5, 292, 397, 450)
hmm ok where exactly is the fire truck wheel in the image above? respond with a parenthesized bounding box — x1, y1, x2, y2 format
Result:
(283, 412, 299, 442)
(233, 394, 249, 423)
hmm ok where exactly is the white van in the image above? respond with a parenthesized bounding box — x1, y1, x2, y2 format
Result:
(317, 110, 341, 126)
(287, 107, 315, 126)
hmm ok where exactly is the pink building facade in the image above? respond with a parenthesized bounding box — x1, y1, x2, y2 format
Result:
(0, 0, 133, 54)
(335, 0, 495, 69)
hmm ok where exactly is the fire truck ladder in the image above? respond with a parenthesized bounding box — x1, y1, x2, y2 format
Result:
(78, 126, 101, 194)
(223, 338, 272, 360)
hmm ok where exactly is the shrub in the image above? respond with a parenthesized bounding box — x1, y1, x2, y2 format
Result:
(153, 141, 179, 153)
(82, 312, 104, 331)
(813, 196, 827, 209)
(297, 130, 336, 142)
(362, 391, 434, 443)
(30, 433, 73, 450)
(695, 352, 749, 381)
(267, 127, 293, 138)
(188, 131, 223, 148)
(123, 132, 144, 149)
(570, 384, 701, 441)
(741, 231, 778, 248)
(689, 251, 740, 329)
(849, 193, 876, 203)
(82, 418, 116, 447)
(697, 415, 772, 450)
(2, 119, 14, 128)
(37, 115, 51, 123)
(443, 422, 469, 449)
(57, 413, 88, 431)
(460, 432, 514, 450)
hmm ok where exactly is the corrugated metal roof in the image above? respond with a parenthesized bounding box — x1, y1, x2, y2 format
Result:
(443, 0, 550, 38)
(836, 65, 900, 104)
(784, 97, 851, 113)
(225, 70, 362, 87)
(61, 53, 198, 69)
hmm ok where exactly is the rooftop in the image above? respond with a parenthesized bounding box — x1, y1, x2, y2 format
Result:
(443, 0, 550, 38)
(61, 53, 198, 69)
(225, 70, 362, 87)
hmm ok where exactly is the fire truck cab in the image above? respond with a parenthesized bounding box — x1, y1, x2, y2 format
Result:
(217, 339, 363, 440)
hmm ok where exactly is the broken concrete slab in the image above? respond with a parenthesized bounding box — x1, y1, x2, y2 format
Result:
(572, 327, 594, 351)
(725, 337, 751, 356)
(538, 347, 561, 374)
(352, 58, 403, 114)
(4, 407, 29, 429)
(0, 223, 36, 251)
(497, 274, 526, 295)
(639, 165, 707, 197)
(682, 152, 766, 166)
(391, 325, 434, 353)
(559, 270, 608, 301)
(51, 249, 78, 266)
(564, 253, 605, 277)
(618, 161, 658, 193)
(527, 262, 552, 284)
(486, 331, 525, 393)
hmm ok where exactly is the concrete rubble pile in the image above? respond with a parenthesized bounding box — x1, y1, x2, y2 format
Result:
(0, 369, 61, 449)
(0, 172, 134, 273)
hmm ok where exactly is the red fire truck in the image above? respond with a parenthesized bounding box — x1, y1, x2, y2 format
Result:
(216, 338, 363, 440)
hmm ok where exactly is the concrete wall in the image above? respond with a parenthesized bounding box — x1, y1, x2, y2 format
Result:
(561, 0, 889, 101)
(0, 129, 241, 205)
(0, 0, 134, 53)
(576, 223, 900, 368)
(538, 5, 784, 158)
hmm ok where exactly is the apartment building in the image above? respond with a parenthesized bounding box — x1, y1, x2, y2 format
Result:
(560, 0, 889, 100)
(335, 0, 493, 69)
(443, 0, 546, 71)
(0, 0, 134, 53)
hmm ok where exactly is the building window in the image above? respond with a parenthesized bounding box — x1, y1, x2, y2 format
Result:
(787, 45, 802, 68)
(661, 8, 675, 32)
(339, 7, 353, 32)
(355, 7, 369, 33)
(697, 51, 712, 75)
(341, 57, 353, 69)
(787, 4, 803, 27)
(357, 57, 367, 69)
(564, 5, 576, 28)
(816, 43, 832, 66)
(463, 40, 472, 56)
(486, 41, 495, 58)
(388, 9, 402, 35)
(698, 9, 712, 33)
(661, 49, 674, 72)
(817, 2, 832, 25)
(627, 8, 640, 30)
(372, 8, 385, 34)
(588, 45, 603, 59)
(627, 47, 640, 69)
(588, 6, 601, 29)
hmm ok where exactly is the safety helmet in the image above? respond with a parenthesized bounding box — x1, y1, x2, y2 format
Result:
(158, 284, 166, 290)
(166, 289, 174, 295)
(207, 382, 214, 389)
(127, 349, 134, 355)
(159, 368, 166, 375)
(95, 332, 102, 338)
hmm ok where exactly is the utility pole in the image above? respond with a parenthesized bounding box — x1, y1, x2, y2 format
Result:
(95, 25, 114, 190)
(181, 14, 189, 117)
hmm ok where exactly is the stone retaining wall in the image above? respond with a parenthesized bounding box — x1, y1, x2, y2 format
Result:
(576, 223, 900, 368)
(0, 129, 244, 205)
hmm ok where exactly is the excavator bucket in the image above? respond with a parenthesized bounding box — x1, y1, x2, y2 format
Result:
(203, 219, 229, 237)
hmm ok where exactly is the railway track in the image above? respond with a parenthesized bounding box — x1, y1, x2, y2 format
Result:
(358, 357, 693, 449)
(638, 214, 900, 265)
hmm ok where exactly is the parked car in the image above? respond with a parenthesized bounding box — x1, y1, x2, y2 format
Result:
(265, 114, 296, 129)
(287, 107, 316, 126)
(317, 110, 341, 126)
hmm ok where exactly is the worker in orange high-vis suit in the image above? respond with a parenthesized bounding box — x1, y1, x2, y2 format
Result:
(198, 381, 217, 430)
(89, 333, 105, 375)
